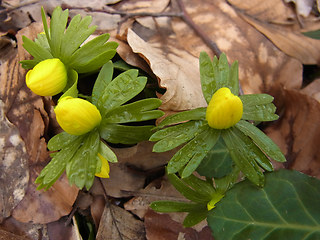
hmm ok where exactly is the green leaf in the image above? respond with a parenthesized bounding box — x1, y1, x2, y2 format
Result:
(166, 127, 220, 177)
(60, 14, 96, 61)
(200, 51, 218, 102)
(47, 131, 79, 151)
(222, 128, 266, 187)
(98, 140, 117, 163)
(34, 32, 50, 50)
(97, 69, 147, 115)
(99, 123, 153, 144)
(59, 68, 79, 100)
(181, 129, 221, 178)
(156, 108, 206, 128)
(92, 61, 114, 105)
(49, 6, 69, 57)
(151, 120, 207, 152)
(240, 94, 278, 121)
(183, 208, 208, 227)
(183, 174, 216, 197)
(150, 201, 202, 212)
(208, 170, 320, 240)
(20, 60, 39, 69)
(35, 135, 84, 190)
(196, 137, 233, 178)
(66, 130, 100, 189)
(69, 34, 118, 73)
(167, 173, 211, 203)
(22, 36, 53, 63)
(302, 29, 320, 39)
(228, 60, 239, 95)
(41, 7, 50, 41)
(236, 120, 286, 162)
(105, 98, 163, 124)
(214, 166, 240, 194)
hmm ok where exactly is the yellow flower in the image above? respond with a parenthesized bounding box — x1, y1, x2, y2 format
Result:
(26, 58, 67, 96)
(95, 153, 110, 178)
(206, 87, 243, 129)
(207, 192, 224, 211)
(54, 97, 102, 135)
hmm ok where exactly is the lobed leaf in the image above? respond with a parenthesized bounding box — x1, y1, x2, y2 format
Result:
(236, 120, 286, 162)
(22, 36, 53, 63)
(59, 68, 79, 100)
(228, 60, 239, 95)
(222, 128, 266, 187)
(66, 130, 100, 189)
(167, 173, 211, 203)
(151, 120, 207, 152)
(182, 174, 216, 197)
(49, 6, 69, 57)
(47, 131, 79, 151)
(166, 126, 220, 177)
(156, 108, 206, 128)
(196, 137, 233, 178)
(35, 135, 84, 190)
(92, 61, 114, 105)
(98, 140, 117, 163)
(208, 170, 320, 240)
(183, 208, 208, 227)
(99, 123, 153, 144)
(97, 69, 147, 116)
(105, 98, 163, 124)
(200, 51, 218, 103)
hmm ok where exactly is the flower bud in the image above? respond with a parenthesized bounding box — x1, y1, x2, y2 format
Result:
(95, 153, 110, 178)
(206, 87, 243, 129)
(54, 97, 102, 135)
(26, 58, 67, 96)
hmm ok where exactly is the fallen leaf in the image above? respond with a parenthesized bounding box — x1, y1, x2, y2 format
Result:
(126, 0, 303, 112)
(228, 0, 320, 64)
(301, 78, 320, 102)
(124, 177, 184, 219)
(144, 210, 213, 240)
(96, 203, 145, 240)
(265, 87, 320, 178)
(284, 0, 315, 17)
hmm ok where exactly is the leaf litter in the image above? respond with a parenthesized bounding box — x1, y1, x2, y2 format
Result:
(1, 0, 320, 239)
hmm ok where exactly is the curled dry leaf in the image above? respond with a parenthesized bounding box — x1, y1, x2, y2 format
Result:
(228, 0, 320, 64)
(96, 203, 145, 240)
(301, 78, 320, 102)
(265, 87, 320, 179)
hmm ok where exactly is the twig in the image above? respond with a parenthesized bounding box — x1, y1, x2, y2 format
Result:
(62, 0, 222, 57)
(175, 0, 222, 57)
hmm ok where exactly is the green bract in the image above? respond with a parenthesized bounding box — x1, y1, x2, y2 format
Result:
(21, 6, 118, 94)
(35, 61, 164, 190)
(150, 52, 285, 187)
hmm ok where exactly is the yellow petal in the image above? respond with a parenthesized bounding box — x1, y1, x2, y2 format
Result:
(95, 153, 110, 178)
(206, 87, 243, 129)
(54, 97, 102, 135)
(26, 58, 67, 96)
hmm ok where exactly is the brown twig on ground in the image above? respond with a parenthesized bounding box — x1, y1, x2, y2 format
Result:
(62, 0, 222, 57)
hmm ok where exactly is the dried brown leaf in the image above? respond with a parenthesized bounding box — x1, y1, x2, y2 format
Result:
(145, 210, 213, 240)
(265, 87, 320, 178)
(228, 0, 320, 64)
(301, 78, 320, 102)
(96, 203, 145, 240)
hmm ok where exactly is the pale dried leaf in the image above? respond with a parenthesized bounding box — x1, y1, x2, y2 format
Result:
(284, 0, 315, 17)
(115, 0, 170, 13)
(301, 78, 320, 102)
(127, 28, 207, 111)
(96, 204, 145, 240)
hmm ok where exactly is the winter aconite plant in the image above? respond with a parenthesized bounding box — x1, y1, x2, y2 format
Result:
(150, 52, 287, 226)
(21, 7, 163, 190)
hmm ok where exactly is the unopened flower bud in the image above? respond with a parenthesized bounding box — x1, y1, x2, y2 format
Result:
(54, 97, 102, 135)
(206, 87, 243, 129)
(95, 153, 110, 178)
(26, 58, 67, 96)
